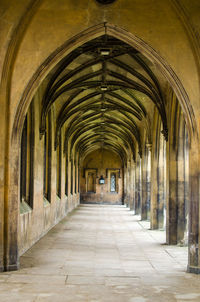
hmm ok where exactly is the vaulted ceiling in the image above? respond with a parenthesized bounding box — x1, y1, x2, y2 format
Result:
(39, 35, 168, 162)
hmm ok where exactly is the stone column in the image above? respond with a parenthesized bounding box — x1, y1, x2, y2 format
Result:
(187, 138, 200, 274)
(126, 159, 131, 208)
(123, 162, 128, 206)
(177, 123, 188, 244)
(3, 144, 20, 271)
(141, 144, 152, 220)
(141, 150, 147, 220)
(158, 136, 165, 229)
(0, 201, 4, 271)
(183, 128, 189, 244)
(67, 156, 71, 210)
(135, 156, 141, 215)
(60, 131, 65, 199)
(0, 81, 7, 271)
(141, 144, 151, 220)
(150, 140, 159, 229)
(166, 136, 178, 244)
(127, 161, 130, 207)
(71, 158, 74, 195)
(146, 146, 151, 220)
(129, 158, 135, 211)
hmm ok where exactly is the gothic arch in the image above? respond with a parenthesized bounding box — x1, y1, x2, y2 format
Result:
(12, 23, 197, 144)
(6, 22, 199, 272)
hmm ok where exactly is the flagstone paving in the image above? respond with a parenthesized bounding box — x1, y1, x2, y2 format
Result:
(0, 204, 200, 302)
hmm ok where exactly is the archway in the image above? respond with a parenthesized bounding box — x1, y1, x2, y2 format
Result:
(4, 23, 199, 274)
(81, 149, 123, 205)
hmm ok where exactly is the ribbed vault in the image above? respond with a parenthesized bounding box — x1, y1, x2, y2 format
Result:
(39, 35, 168, 163)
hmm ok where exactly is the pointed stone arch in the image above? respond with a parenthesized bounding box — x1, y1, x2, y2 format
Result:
(6, 22, 199, 273)
(12, 22, 197, 144)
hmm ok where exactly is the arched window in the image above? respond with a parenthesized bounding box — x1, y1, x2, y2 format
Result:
(56, 139, 61, 198)
(110, 173, 116, 192)
(20, 103, 34, 208)
(43, 111, 52, 201)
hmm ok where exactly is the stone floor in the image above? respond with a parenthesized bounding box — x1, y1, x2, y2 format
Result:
(1, 204, 200, 302)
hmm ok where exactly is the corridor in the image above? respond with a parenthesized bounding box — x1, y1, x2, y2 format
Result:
(0, 205, 199, 302)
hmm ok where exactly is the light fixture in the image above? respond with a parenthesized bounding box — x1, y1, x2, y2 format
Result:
(99, 175, 105, 184)
(101, 85, 107, 91)
(100, 48, 110, 56)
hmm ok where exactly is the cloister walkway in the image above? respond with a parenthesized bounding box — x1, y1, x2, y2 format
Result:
(1, 204, 200, 302)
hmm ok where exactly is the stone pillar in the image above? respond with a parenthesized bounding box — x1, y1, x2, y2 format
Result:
(67, 155, 71, 210)
(146, 146, 151, 220)
(0, 198, 4, 271)
(135, 156, 141, 215)
(177, 123, 188, 244)
(78, 158, 81, 194)
(187, 139, 200, 274)
(141, 144, 151, 220)
(3, 144, 20, 271)
(71, 158, 74, 195)
(60, 131, 65, 199)
(166, 135, 178, 244)
(0, 82, 6, 271)
(126, 159, 131, 208)
(0, 162, 4, 270)
(158, 136, 165, 229)
(141, 150, 147, 220)
(129, 159, 135, 211)
(150, 139, 159, 229)
(123, 163, 127, 206)
(183, 128, 189, 244)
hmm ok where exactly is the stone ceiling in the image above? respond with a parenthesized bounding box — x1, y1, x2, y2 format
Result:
(39, 35, 168, 162)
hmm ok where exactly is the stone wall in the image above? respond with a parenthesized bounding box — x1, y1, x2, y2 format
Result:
(0, 0, 200, 272)
(80, 149, 123, 204)
(18, 93, 80, 256)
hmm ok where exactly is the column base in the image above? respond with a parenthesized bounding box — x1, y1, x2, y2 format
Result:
(187, 265, 200, 274)
(4, 262, 20, 272)
(141, 214, 148, 221)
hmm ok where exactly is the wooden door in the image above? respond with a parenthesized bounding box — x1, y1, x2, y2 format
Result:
(87, 172, 95, 192)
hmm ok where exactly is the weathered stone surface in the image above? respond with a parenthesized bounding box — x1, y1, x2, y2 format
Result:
(0, 0, 200, 274)
(0, 205, 200, 302)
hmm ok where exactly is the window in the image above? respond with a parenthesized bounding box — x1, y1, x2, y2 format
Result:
(110, 173, 116, 192)
(56, 140, 61, 198)
(106, 168, 120, 193)
(20, 103, 34, 208)
(43, 111, 52, 201)
(20, 116, 27, 202)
